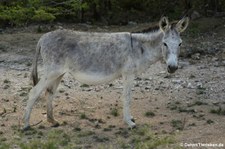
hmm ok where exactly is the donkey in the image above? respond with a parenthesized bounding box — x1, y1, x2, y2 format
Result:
(23, 17, 189, 130)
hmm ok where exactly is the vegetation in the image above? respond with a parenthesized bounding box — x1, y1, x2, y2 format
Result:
(210, 107, 225, 115)
(110, 107, 119, 117)
(130, 125, 175, 149)
(0, 124, 180, 149)
(0, 0, 225, 27)
(171, 119, 186, 130)
(79, 112, 87, 119)
(144, 111, 155, 117)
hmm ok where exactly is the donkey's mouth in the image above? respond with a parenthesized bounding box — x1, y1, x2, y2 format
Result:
(167, 66, 178, 73)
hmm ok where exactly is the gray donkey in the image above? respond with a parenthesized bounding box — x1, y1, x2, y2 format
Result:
(23, 17, 189, 130)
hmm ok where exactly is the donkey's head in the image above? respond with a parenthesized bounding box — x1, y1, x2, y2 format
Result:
(159, 17, 189, 73)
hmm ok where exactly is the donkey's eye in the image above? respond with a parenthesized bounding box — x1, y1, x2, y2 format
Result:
(163, 43, 167, 47)
(179, 43, 182, 46)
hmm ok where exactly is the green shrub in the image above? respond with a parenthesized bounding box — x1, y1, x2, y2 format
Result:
(0, 143, 10, 149)
(19, 140, 57, 149)
(210, 107, 225, 115)
(0, 12, 11, 26)
(27, 0, 42, 9)
(145, 111, 155, 117)
(32, 9, 55, 23)
(110, 108, 119, 117)
(0, 6, 34, 26)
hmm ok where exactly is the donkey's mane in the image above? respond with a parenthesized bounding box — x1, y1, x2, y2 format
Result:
(133, 20, 178, 33)
(133, 23, 159, 33)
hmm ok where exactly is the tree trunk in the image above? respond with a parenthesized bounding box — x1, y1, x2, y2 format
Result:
(182, 0, 193, 17)
(92, 3, 99, 21)
(79, 0, 84, 22)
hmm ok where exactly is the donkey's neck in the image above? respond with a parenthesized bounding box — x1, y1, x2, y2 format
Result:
(130, 30, 164, 74)
(132, 30, 163, 46)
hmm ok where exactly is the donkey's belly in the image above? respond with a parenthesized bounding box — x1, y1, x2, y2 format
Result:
(73, 72, 120, 85)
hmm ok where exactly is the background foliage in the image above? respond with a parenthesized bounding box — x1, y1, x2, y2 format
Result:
(0, 0, 225, 27)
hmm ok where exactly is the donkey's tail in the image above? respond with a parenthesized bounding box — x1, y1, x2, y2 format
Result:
(31, 40, 41, 86)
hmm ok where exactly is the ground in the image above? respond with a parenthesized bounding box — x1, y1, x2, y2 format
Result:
(0, 18, 225, 149)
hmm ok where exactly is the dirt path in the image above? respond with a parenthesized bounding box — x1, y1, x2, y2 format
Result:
(1, 21, 225, 149)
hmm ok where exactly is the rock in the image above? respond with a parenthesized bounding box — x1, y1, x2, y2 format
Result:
(19, 92, 27, 97)
(172, 79, 183, 84)
(191, 53, 200, 60)
(145, 86, 151, 90)
(64, 84, 71, 88)
(80, 84, 90, 88)
(154, 87, 160, 90)
(207, 47, 219, 54)
(221, 61, 225, 66)
(196, 82, 203, 89)
(128, 21, 137, 26)
(13, 135, 20, 140)
(3, 85, 10, 89)
(159, 71, 166, 74)
(175, 84, 183, 89)
(59, 88, 65, 93)
(196, 89, 205, 95)
(187, 83, 195, 89)
(24, 73, 28, 78)
(179, 61, 190, 68)
(214, 62, 219, 67)
(2, 98, 9, 102)
(189, 74, 196, 79)
(82, 88, 92, 91)
(212, 57, 219, 61)
(220, 50, 225, 60)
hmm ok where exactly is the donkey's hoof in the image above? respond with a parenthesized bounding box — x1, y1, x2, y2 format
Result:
(131, 118, 135, 123)
(51, 122, 60, 127)
(128, 121, 136, 129)
(22, 125, 31, 131)
(128, 124, 136, 130)
(48, 118, 60, 127)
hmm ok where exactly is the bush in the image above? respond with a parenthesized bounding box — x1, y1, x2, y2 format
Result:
(0, 12, 11, 26)
(32, 9, 56, 23)
(0, 6, 34, 26)
(0, 6, 56, 26)
(0, 0, 225, 27)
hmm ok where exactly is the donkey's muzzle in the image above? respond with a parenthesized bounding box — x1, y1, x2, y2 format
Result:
(167, 65, 178, 73)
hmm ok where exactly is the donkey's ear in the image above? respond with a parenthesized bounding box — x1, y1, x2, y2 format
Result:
(176, 17, 189, 33)
(159, 17, 170, 32)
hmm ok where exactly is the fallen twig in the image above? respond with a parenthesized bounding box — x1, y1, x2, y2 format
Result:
(30, 120, 43, 127)
(0, 108, 7, 116)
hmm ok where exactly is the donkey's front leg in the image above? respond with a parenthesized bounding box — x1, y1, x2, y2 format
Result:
(122, 74, 136, 128)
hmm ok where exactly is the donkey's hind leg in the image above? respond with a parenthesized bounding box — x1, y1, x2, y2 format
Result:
(23, 72, 64, 130)
(46, 74, 64, 127)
